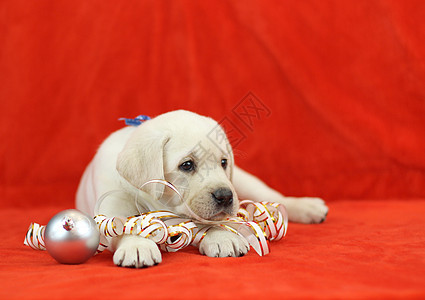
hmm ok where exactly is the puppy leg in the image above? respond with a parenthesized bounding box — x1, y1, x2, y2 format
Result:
(96, 193, 162, 268)
(111, 235, 162, 268)
(232, 166, 328, 223)
(199, 227, 249, 257)
(272, 196, 328, 224)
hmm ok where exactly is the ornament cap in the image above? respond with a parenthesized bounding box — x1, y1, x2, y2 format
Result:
(62, 217, 75, 231)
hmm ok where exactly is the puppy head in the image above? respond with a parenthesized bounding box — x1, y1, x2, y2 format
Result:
(117, 110, 238, 221)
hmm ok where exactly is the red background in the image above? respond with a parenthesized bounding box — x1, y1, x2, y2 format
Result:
(1, 1, 425, 299)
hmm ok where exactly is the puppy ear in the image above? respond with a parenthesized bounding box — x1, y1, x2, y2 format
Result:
(116, 124, 169, 199)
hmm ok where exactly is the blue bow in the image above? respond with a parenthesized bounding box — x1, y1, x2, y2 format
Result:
(119, 115, 151, 127)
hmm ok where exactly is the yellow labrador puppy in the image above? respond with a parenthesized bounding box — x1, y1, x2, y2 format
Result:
(76, 110, 328, 268)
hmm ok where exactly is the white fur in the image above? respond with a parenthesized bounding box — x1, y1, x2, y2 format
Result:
(76, 110, 328, 268)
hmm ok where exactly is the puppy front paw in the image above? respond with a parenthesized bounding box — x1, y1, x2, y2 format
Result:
(113, 235, 162, 268)
(285, 197, 329, 224)
(199, 228, 250, 257)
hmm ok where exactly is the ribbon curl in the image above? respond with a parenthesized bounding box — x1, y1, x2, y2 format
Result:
(94, 211, 198, 253)
(24, 223, 46, 250)
(93, 200, 288, 256)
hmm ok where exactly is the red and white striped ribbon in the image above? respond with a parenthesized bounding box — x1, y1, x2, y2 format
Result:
(24, 223, 46, 250)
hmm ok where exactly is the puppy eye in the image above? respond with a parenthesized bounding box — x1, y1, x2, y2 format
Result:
(221, 159, 228, 170)
(180, 160, 195, 172)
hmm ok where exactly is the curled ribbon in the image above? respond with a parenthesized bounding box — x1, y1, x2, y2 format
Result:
(24, 223, 46, 250)
(94, 212, 198, 254)
(233, 200, 288, 255)
(92, 200, 288, 256)
(190, 200, 288, 256)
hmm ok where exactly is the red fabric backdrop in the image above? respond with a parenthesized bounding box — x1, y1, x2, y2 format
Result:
(1, 1, 425, 299)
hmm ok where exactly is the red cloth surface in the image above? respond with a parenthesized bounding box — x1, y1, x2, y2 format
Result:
(1, 0, 425, 299)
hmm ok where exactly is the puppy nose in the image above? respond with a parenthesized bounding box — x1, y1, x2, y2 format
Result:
(212, 188, 233, 206)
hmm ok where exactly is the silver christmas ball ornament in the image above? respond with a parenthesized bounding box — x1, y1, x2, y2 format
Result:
(45, 209, 100, 264)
